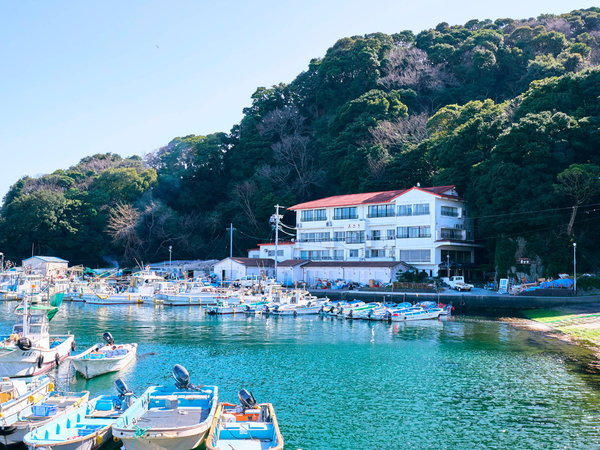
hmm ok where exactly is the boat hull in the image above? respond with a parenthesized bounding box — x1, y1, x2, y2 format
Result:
(70, 344, 137, 379)
(0, 337, 74, 378)
(391, 310, 442, 321)
(119, 428, 209, 450)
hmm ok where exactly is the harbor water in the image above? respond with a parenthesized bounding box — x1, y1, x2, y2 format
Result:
(1, 302, 599, 449)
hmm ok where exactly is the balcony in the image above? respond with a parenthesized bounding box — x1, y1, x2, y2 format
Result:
(438, 228, 472, 241)
(297, 238, 332, 243)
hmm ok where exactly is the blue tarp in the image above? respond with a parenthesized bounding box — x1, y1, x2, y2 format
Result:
(540, 278, 574, 289)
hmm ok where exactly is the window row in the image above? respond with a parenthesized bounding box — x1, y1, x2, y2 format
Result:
(298, 232, 331, 242)
(396, 226, 431, 238)
(300, 204, 461, 221)
(441, 250, 472, 264)
(300, 209, 327, 222)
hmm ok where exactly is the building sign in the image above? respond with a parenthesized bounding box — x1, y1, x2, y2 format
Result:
(517, 257, 531, 265)
(346, 223, 365, 230)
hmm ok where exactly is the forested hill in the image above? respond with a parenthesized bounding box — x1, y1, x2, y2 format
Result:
(1, 7, 600, 275)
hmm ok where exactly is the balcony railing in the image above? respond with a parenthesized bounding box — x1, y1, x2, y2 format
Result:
(333, 215, 358, 220)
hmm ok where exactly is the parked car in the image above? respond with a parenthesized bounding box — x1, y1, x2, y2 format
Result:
(441, 276, 474, 292)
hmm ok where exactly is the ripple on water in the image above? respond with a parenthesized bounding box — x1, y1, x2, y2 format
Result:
(1, 303, 599, 449)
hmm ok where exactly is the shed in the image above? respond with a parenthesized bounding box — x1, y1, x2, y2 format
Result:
(213, 257, 275, 281)
(22, 256, 69, 278)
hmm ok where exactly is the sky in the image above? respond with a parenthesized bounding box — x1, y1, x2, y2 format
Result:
(0, 0, 594, 198)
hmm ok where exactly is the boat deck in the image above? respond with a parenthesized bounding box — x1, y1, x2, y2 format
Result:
(136, 407, 208, 429)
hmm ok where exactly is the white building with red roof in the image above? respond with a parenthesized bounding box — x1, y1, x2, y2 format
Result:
(272, 185, 477, 277)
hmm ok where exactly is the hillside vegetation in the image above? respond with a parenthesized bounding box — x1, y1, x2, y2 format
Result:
(1, 7, 599, 275)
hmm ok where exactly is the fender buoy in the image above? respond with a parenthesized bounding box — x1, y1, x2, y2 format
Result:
(17, 337, 32, 351)
(36, 355, 44, 369)
(54, 353, 60, 366)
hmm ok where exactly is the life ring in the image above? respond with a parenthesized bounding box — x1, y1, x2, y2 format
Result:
(54, 353, 60, 366)
(71, 341, 76, 351)
(36, 355, 44, 369)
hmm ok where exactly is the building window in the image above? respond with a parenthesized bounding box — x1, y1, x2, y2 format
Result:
(399, 250, 431, 262)
(370, 230, 381, 241)
(413, 204, 430, 215)
(398, 203, 430, 216)
(441, 250, 471, 263)
(347, 231, 365, 244)
(440, 228, 464, 240)
(300, 250, 331, 260)
(301, 209, 327, 222)
(333, 231, 346, 242)
(298, 232, 331, 242)
(333, 250, 344, 260)
(386, 229, 396, 240)
(349, 249, 359, 258)
(267, 250, 284, 256)
(441, 206, 459, 217)
(367, 204, 395, 218)
(333, 207, 358, 220)
(369, 249, 385, 258)
(397, 226, 431, 238)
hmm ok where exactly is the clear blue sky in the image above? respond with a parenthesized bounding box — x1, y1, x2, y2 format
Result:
(0, 1, 593, 198)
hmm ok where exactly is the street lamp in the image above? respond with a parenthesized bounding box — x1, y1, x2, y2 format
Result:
(168, 246, 173, 278)
(446, 253, 450, 277)
(573, 242, 577, 296)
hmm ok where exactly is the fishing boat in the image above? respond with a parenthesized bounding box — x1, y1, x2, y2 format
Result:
(390, 307, 442, 321)
(0, 375, 54, 435)
(23, 379, 135, 450)
(0, 295, 75, 378)
(206, 389, 283, 450)
(68, 332, 137, 379)
(206, 301, 246, 315)
(344, 303, 379, 319)
(0, 390, 90, 446)
(112, 365, 218, 450)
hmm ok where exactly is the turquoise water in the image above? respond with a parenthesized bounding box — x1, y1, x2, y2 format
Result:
(1, 302, 600, 449)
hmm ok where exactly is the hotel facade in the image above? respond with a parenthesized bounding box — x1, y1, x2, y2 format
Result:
(252, 185, 478, 277)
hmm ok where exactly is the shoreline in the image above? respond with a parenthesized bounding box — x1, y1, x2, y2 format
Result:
(500, 306, 600, 374)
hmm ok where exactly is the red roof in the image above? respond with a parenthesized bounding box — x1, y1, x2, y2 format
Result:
(289, 186, 457, 210)
(257, 242, 294, 246)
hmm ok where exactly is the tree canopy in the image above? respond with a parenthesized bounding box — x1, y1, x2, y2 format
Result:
(1, 7, 600, 276)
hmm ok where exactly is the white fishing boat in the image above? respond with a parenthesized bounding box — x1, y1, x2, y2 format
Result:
(0, 295, 75, 378)
(68, 332, 137, 379)
(0, 375, 54, 432)
(112, 365, 218, 450)
(391, 307, 442, 321)
(0, 390, 89, 446)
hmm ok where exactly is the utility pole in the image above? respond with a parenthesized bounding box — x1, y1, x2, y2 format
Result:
(271, 205, 285, 281)
(573, 242, 577, 296)
(169, 245, 173, 278)
(226, 223, 236, 282)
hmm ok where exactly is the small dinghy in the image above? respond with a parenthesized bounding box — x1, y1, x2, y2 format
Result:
(68, 332, 137, 379)
(0, 390, 89, 446)
(24, 379, 135, 450)
(112, 364, 218, 450)
(391, 307, 442, 321)
(206, 389, 283, 450)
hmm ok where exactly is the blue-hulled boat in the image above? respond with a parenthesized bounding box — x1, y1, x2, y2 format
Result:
(23, 379, 134, 450)
(112, 365, 218, 450)
(206, 389, 283, 450)
(0, 390, 89, 446)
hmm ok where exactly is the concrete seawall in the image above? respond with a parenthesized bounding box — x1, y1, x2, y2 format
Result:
(309, 289, 600, 314)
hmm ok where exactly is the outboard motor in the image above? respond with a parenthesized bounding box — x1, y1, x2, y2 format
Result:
(173, 364, 198, 390)
(115, 378, 132, 397)
(102, 332, 115, 346)
(115, 378, 134, 408)
(238, 389, 257, 409)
